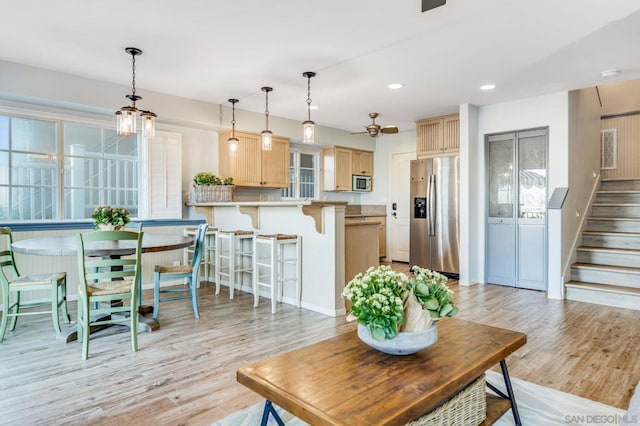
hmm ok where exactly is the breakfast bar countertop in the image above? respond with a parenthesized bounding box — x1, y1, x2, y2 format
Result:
(187, 200, 348, 207)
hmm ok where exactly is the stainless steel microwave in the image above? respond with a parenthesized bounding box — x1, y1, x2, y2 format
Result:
(352, 175, 372, 192)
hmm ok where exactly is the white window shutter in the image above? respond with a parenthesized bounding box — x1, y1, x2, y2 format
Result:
(145, 130, 183, 219)
(600, 129, 617, 170)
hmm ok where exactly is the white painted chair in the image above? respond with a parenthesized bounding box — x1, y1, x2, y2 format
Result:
(253, 234, 302, 314)
(215, 230, 254, 299)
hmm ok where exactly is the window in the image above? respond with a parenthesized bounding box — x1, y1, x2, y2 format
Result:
(282, 145, 319, 199)
(63, 123, 138, 219)
(0, 113, 138, 221)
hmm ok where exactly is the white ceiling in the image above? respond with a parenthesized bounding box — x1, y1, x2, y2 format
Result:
(2, 0, 640, 134)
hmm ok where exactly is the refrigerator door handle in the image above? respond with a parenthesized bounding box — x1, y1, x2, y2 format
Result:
(428, 174, 436, 236)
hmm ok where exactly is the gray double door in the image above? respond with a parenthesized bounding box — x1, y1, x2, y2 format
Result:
(486, 128, 547, 291)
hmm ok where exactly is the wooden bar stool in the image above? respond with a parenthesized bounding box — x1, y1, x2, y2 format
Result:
(253, 234, 302, 314)
(215, 230, 254, 299)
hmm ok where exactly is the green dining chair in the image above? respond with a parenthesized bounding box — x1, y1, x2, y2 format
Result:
(153, 223, 207, 320)
(76, 230, 143, 360)
(0, 227, 70, 342)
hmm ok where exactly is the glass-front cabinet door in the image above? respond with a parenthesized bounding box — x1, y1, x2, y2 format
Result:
(486, 133, 516, 286)
(516, 129, 547, 290)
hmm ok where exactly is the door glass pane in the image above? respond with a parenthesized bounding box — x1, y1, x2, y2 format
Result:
(518, 135, 547, 219)
(488, 139, 513, 218)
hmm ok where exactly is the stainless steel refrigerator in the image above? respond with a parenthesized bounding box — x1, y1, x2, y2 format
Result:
(409, 157, 459, 276)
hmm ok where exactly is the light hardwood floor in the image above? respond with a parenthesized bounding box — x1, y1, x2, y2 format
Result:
(1, 264, 640, 425)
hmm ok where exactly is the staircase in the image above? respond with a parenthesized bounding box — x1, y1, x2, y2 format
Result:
(566, 179, 640, 310)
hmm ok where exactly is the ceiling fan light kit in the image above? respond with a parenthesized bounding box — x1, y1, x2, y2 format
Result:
(115, 47, 156, 138)
(228, 98, 240, 154)
(302, 71, 316, 144)
(261, 86, 273, 151)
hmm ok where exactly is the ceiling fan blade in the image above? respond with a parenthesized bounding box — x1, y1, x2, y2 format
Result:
(350, 131, 367, 135)
(422, 0, 446, 12)
(381, 126, 399, 134)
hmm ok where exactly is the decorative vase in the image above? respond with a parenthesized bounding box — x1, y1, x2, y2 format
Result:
(96, 223, 124, 231)
(357, 323, 438, 355)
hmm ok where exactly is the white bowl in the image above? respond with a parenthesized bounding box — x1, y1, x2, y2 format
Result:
(357, 323, 438, 355)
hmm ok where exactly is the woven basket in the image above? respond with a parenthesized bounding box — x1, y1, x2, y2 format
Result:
(407, 375, 486, 426)
(194, 185, 234, 202)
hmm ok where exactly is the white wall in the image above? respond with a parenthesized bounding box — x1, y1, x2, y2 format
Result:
(459, 104, 480, 286)
(475, 92, 570, 296)
(559, 88, 601, 291)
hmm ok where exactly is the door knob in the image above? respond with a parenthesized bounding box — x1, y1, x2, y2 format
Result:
(392, 212, 397, 219)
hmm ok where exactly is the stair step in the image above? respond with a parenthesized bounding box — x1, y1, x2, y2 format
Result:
(565, 281, 640, 310)
(571, 262, 640, 287)
(596, 191, 640, 203)
(577, 247, 640, 267)
(582, 231, 640, 249)
(586, 217, 640, 232)
(601, 179, 640, 191)
(591, 204, 640, 218)
(577, 246, 640, 254)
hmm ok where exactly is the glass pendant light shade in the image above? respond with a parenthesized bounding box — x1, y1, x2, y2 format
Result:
(302, 71, 316, 144)
(228, 137, 239, 154)
(261, 130, 273, 150)
(261, 86, 273, 151)
(302, 120, 315, 144)
(141, 110, 157, 138)
(116, 106, 137, 136)
(228, 98, 240, 154)
(115, 47, 156, 137)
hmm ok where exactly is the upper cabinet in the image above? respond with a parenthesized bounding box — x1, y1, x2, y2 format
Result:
(218, 130, 290, 188)
(416, 114, 459, 158)
(352, 150, 374, 176)
(322, 146, 374, 191)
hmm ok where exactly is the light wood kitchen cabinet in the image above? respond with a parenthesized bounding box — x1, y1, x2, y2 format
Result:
(377, 216, 386, 258)
(416, 114, 459, 157)
(322, 146, 374, 191)
(352, 150, 373, 176)
(322, 146, 353, 191)
(218, 130, 290, 188)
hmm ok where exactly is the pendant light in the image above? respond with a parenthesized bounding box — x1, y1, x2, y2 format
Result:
(228, 98, 239, 154)
(115, 47, 157, 138)
(302, 71, 316, 144)
(261, 86, 273, 151)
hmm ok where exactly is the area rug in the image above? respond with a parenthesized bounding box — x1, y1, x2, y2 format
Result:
(212, 370, 626, 425)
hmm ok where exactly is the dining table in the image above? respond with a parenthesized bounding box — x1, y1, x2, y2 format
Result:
(11, 232, 194, 343)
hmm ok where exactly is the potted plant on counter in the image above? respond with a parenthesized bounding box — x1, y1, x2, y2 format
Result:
(193, 172, 234, 202)
(92, 205, 131, 230)
(341, 265, 458, 355)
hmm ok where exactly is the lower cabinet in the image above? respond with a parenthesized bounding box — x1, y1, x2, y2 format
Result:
(345, 222, 380, 283)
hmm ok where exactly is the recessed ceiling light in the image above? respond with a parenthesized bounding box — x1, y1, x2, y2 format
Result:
(310, 105, 319, 110)
(601, 69, 619, 78)
(388, 82, 404, 89)
(480, 84, 496, 91)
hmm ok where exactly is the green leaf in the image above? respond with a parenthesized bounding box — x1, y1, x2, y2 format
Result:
(439, 303, 452, 317)
(447, 306, 459, 317)
(371, 327, 386, 341)
(415, 283, 430, 296)
(424, 297, 439, 310)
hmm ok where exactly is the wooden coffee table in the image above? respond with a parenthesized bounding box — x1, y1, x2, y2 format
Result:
(237, 318, 526, 426)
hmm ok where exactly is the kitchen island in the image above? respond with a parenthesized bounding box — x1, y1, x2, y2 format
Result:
(188, 200, 350, 317)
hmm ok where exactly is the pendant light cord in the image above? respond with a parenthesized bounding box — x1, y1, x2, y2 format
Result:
(306, 76, 312, 121)
(265, 90, 270, 129)
(131, 53, 136, 98)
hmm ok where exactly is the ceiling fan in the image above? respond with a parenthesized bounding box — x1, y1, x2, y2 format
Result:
(352, 113, 399, 138)
(422, 0, 446, 12)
